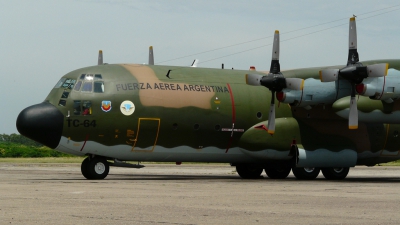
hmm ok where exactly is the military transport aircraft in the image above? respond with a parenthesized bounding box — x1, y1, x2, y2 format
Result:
(16, 17, 400, 180)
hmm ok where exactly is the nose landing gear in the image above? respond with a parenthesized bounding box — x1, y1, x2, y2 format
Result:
(81, 156, 110, 180)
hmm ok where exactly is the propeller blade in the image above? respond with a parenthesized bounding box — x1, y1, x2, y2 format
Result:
(319, 69, 339, 82)
(349, 96, 358, 129)
(285, 78, 304, 90)
(245, 74, 263, 86)
(148, 46, 154, 65)
(98, 50, 103, 65)
(267, 104, 275, 134)
(269, 30, 280, 73)
(267, 91, 276, 134)
(349, 84, 358, 129)
(347, 17, 359, 65)
(367, 63, 388, 77)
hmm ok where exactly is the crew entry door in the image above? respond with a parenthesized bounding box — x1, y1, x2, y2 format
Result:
(132, 118, 160, 152)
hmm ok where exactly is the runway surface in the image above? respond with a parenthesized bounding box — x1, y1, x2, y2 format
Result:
(0, 163, 400, 225)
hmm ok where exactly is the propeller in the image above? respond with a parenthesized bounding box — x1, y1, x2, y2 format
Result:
(246, 30, 304, 135)
(319, 17, 387, 129)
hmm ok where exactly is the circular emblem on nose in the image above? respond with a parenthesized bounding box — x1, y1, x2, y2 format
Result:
(120, 100, 135, 116)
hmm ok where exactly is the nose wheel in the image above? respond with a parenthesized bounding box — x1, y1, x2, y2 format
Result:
(81, 156, 110, 180)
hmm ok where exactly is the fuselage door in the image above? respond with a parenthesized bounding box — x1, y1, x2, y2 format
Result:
(132, 118, 160, 152)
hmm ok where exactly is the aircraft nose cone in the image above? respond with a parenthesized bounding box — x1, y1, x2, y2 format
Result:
(16, 102, 64, 149)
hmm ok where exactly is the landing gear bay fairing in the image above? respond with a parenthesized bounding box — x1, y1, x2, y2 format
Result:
(17, 18, 400, 180)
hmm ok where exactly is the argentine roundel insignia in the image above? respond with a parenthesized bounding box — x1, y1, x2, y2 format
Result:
(120, 100, 135, 116)
(101, 100, 112, 112)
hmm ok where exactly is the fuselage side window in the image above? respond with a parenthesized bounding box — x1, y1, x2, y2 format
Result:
(94, 81, 104, 93)
(81, 82, 93, 92)
(54, 78, 66, 88)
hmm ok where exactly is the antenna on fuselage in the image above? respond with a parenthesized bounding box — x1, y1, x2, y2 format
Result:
(149, 46, 154, 65)
(98, 50, 103, 65)
(166, 70, 171, 79)
(191, 59, 199, 67)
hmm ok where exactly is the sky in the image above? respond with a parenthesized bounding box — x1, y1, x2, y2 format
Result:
(1, 0, 400, 134)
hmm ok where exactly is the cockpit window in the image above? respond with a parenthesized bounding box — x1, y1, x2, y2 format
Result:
(73, 100, 81, 115)
(82, 101, 92, 115)
(61, 91, 70, 98)
(74, 81, 82, 91)
(73, 100, 92, 115)
(54, 78, 66, 88)
(81, 82, 93, 92)
(61, 79, 76, 89)
(58, 99, 66, 107)
(94, 81, 104, 93)
(75, 74, 104, 93)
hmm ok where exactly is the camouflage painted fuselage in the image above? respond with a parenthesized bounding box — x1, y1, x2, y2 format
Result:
(40, 59, 400, 166)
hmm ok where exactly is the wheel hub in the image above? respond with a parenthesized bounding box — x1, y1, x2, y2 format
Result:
(304, 167, 315, 173)
(333, 167, 344, 173)
(94, 162, 106, 174)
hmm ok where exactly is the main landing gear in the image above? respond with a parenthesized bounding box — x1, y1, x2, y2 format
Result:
(292, 167, 321, 180)
(81, 156, 110, 180)
(235, 164, 263, 179)
(290, 167, 349, 180)
(235, 164, 350, 180)
(321, 167, 350, 180)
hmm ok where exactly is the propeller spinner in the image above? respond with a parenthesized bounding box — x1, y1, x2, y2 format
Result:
(246, 30, 304, 135)
(319, 17, 388, 129)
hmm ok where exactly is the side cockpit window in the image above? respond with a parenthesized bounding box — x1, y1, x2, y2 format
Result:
(54, 78, 76, 89)
(75, 74, 104, 93)
(54, 78, 76, 107)
(74, 100, 92, 116)
(73, 100, 81, 115)
(61, 78, 76, 89)
(82, 101, 92, 115)
(54, 78, 66, 88)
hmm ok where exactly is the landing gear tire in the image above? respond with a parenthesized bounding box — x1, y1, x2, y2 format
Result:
(321, 167, 349, 180)
(292, 167, 320, 180)
(264, 167, 291, 179)
(81, 157, 110, 180)
(81, 157, 91, 179)
(236, 164, 263, 179)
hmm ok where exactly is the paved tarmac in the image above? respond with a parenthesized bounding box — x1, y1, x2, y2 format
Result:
(0, 163, 400, 225)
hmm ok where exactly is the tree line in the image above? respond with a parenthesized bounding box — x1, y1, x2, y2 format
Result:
(0, 133, 43, 147)
(0, 133, 72, 157)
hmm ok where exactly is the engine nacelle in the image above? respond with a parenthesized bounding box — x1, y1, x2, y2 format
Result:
(356, 69, 400, 101)
(277, 78, 351, 107)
